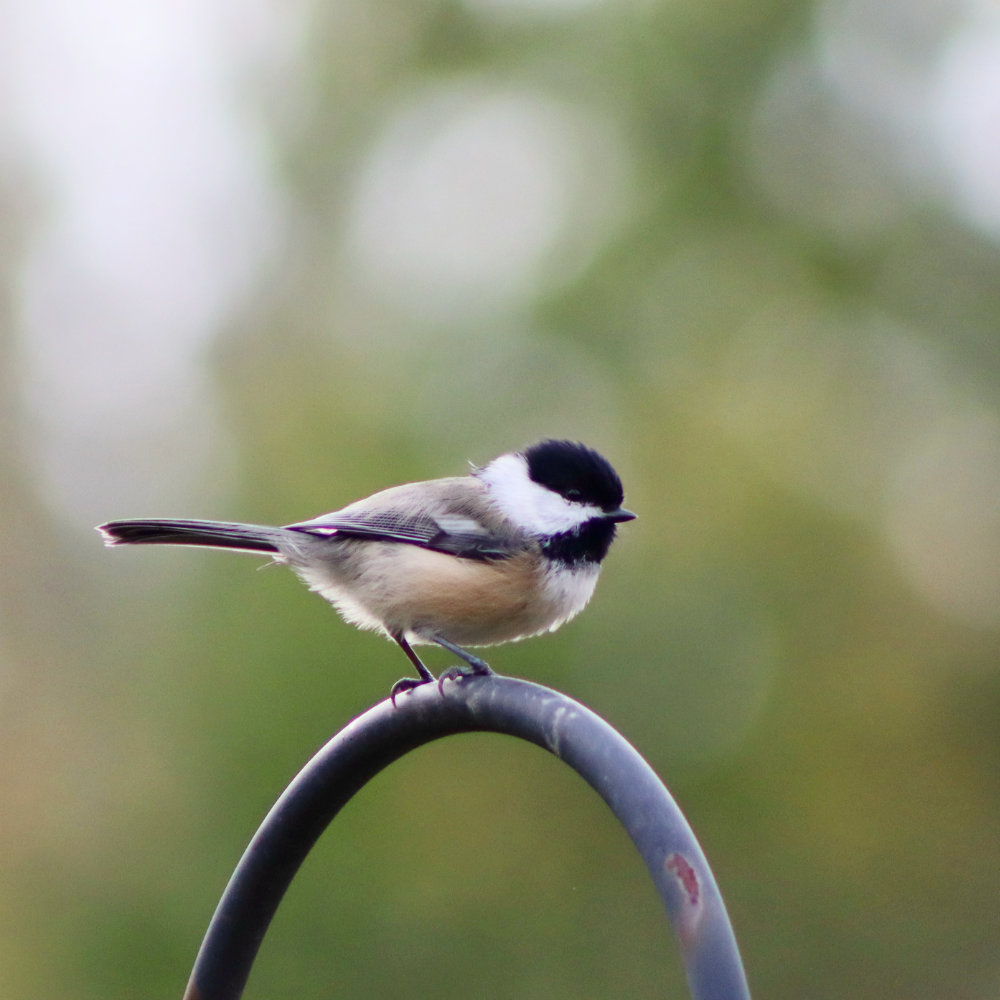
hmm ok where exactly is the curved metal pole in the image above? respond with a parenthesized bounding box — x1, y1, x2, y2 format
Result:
(182, 675, 751, 1000)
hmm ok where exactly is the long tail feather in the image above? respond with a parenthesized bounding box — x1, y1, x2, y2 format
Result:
(97, 519, 284, 554)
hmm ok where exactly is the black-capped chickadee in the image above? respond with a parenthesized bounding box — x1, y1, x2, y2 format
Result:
(98, 439, 635, 700)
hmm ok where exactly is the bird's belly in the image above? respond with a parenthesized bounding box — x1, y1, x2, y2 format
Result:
(294, 541, 599, 647)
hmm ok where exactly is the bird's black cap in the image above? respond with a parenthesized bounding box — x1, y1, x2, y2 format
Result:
(522, 440, 628, 515)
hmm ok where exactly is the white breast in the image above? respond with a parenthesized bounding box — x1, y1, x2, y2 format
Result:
(539, 562, 601, 632)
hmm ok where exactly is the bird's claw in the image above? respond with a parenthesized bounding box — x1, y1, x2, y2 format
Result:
(389, 676, 431, 706)
(437, 661, 495, 695)
(390, 658, 495, 705)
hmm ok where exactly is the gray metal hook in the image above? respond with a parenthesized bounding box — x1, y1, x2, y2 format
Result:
(182, 675, 751, 1000)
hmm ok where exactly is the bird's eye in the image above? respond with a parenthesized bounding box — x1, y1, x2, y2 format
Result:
(565, 488, 583, 501)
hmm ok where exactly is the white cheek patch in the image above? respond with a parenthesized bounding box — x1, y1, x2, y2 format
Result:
(479, 453, 602, 534)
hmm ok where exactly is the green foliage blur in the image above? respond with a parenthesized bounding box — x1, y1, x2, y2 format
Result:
(2, 0, 1000, 998)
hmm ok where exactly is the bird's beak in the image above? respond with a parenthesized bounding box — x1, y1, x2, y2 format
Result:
(605, 507, 637, 523)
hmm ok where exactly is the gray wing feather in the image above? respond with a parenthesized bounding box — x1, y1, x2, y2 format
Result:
(284, 479, 520, 559)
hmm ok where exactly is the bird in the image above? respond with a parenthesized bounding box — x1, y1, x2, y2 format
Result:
(98, 439, 635, 702)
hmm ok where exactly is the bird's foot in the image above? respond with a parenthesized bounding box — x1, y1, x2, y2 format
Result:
(437, 659, 495, 695)
(390, 676, 433, 707)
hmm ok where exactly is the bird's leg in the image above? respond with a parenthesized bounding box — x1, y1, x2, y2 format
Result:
(389, 633, 435, 705)
(433, 636, 494, 694)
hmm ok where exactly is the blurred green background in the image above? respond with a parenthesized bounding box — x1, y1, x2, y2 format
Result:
(3, 0, 1000, 997)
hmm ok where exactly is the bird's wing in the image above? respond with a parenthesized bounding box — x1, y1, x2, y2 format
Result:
(284, 479, 521, 560)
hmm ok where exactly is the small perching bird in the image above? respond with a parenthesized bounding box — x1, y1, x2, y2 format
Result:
(99, 439, 635, 701)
